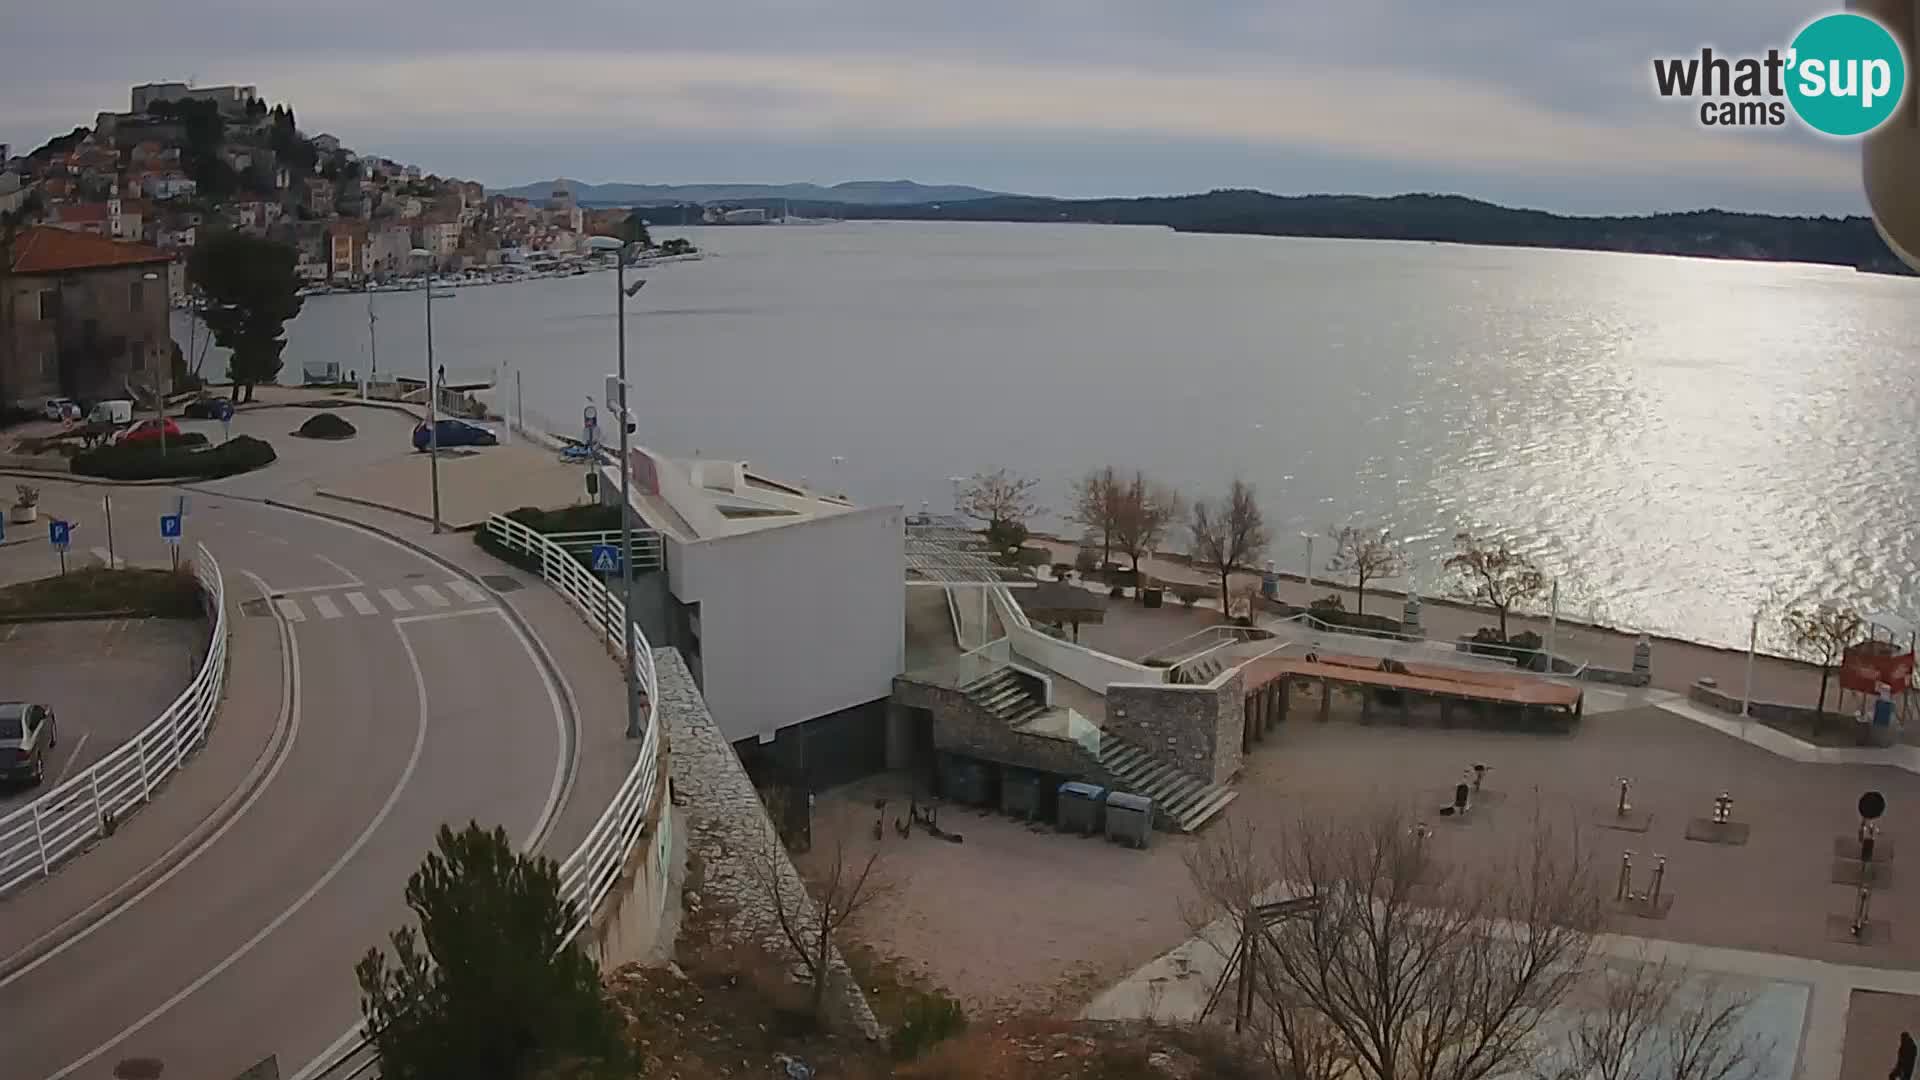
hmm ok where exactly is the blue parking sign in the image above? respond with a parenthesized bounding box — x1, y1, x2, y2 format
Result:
(49, 520, 70, 549)
(590, 544, 621, 573)
(160, 514, 183, 542)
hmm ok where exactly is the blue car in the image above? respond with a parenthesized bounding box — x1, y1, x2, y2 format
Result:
(412, 418, 498, 451)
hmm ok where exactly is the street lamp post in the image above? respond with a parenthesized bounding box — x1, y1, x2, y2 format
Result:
(410, 249, 444, 533)
(1300, 531, 1316, 595)
(587, 235, 648, 740)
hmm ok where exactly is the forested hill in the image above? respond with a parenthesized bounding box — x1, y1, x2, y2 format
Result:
(796, 191, 1909, 273)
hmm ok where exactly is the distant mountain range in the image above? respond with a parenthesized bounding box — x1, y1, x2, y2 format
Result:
(491, 178, 1013, 206)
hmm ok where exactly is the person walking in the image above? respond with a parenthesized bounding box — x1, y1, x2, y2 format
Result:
(1893, 1030, 1916, 1080)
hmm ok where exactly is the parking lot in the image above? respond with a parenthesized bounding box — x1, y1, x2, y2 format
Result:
(0, 617, 206, 813)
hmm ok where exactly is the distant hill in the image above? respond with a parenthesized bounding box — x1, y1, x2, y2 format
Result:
(801, 190, 1909, 274)
(491, 178, 1012, 206)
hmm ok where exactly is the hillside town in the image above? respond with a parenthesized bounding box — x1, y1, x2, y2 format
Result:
(0, 81, 635, 295)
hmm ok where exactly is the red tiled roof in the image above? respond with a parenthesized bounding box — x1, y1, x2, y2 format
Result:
(8, 226, 172, 274)
(56, 203, 110, 222)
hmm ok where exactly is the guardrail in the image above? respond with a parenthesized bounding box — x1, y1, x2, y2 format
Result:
(543, 529, 665, 573)
(0, 542, 227, 896)
(307, 516, 668, 1079)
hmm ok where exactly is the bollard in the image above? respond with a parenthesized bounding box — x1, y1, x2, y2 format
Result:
(1615, 777, 1632, 817)
(1853, 882, 1873, 938)
(1617, 851, 1634, 901)
(1861, 820, 1878, 865)
(1648, 854, 1667, 906)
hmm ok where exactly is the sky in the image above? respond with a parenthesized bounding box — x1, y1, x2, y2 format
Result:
(0, 0, 1870, 216)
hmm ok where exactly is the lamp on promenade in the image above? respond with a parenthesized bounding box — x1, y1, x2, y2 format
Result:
(586, 234, 648, 740)
(1299, 532, 1316, 595)
(409, 248, 454, 533)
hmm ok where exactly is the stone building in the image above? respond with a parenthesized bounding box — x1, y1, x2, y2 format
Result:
(2, 226, 173, 406)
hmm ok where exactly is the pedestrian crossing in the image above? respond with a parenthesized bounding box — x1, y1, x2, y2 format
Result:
(269, 580, 494, 623)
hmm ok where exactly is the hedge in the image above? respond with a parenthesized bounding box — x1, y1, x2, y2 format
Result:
(0, 567, 204, 619)
(72, 435, 277, 481)
(294, 413, 357, 439)
(473, 504, 629, 576)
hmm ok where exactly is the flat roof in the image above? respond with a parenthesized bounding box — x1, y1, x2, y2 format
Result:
(612, 446, 863, 542)
(1245, 651, 1583, 709)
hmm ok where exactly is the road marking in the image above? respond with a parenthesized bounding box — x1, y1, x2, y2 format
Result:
(46, 600, 429, 1080)
(49, 731, 90, 790)
(378, 588, 413, 612)
(344, 591, 378, 616)
(310, 594, 342, 620)
(312, 553, 362, 586)
(245, 529, 290, 546)
(0, 568, 304, 988)
(413, 583, 450, 608)
(445, 578, 487, 604)
(273, 597, 305, 622)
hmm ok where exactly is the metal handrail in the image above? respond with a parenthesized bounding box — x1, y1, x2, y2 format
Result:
(542, 528, 664, 571)
(0, 543, 228, 896)
(305, 516, 669, 1079)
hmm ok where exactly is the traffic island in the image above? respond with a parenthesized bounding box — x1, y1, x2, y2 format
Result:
(291, 413, 357, 440)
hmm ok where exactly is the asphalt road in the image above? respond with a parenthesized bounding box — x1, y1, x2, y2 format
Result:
(0, 484, 573, 1080)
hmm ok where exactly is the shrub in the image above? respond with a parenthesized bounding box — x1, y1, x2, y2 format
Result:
(71, 435, 276, 480)
(1051, 562, 1075, 582)
(294, 412, 357, 439)
(1173, 583, 1208, 607)
(1310, 593, 1346, 612)
(890, 991, 967, 1060)
(1074, 547, 1099, 574)
(0, 567, 204, 618)
(473, 504, 628, 577)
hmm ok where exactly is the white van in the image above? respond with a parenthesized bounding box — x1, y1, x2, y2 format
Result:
(88, 400, 133, 426)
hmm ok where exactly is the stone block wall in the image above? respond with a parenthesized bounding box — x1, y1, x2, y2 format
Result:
(1106, 668, 1245, 785)
(1689, 678, 1832, 729)
(661, 651, 881, 1039)
(891, 675, 1090, 777)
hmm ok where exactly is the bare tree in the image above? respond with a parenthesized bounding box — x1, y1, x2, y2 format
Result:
(1443, 531, 1547, 641)
(957, 467, 1041, 550)
(745, 819, 894, 1021)
(1185, 804, 1606, 1080)
(1066, 466, 1123, 568)
(1782, 601, 1864, 729)
(1113, 470, 1182, 572)
(1190, 478, 1270, 618)
(1327, 524, 1407, 616)
(1532, 951, 1769, 1080)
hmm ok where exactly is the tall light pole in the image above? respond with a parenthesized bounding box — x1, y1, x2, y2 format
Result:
(1300, 531, 1316, 594)
(587, 235, 648, 739)
(410, 249, 448, 533)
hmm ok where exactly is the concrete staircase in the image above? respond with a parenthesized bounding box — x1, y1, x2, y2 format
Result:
(1095, 733, 1237, 832)
(1171, 655, 1226, 685)
(962, 668, 1048, 725)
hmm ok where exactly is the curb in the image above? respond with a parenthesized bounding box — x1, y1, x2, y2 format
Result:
(308, 489, 480, 532)
(0, 581, 284, 984)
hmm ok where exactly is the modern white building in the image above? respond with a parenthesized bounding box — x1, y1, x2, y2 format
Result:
(603, 446, 905, 785)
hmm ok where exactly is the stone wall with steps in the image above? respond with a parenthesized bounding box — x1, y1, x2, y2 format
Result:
(1106, 669, 1246, 785)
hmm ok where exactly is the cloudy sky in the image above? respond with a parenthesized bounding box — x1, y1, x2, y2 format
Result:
(0, 0, 1867, 214)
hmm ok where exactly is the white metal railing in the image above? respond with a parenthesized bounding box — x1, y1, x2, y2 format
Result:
(481, 512, 663, 940)
(310, 517, 672, 1079)
(0, 543, 228, 896)
(543, 528, 664, 572)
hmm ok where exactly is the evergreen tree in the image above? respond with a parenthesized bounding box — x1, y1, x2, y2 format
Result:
(187, 233, 304, 402)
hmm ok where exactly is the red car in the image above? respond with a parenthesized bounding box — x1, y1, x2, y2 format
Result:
(116, 418, 182, 446)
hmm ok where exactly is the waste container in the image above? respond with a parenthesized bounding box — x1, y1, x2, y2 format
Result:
(938, 753, 993, 807)
(1105, 791, 1154, 849)
(1001, 768, 1043, 821)
(1057, 781, 1107, 835)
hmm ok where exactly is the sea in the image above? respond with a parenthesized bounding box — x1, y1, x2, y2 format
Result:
(185, 220, 1920, 652)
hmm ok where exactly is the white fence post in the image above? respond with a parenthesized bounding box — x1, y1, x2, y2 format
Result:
(30, 803, 50, 877)
(135, 733, 151, 801)
(91, 767, 107, 833)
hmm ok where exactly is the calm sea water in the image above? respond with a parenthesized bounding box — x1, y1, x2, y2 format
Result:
(206, 221, 1920, 651)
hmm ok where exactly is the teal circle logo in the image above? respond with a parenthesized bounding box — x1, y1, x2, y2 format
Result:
(1786, 13, 1907, 136)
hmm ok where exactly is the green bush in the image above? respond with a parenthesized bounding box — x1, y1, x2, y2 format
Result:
(72, 435, 276, 480)
(1074, 547, 1099, 574)
(473, 504, 628, 576)
(889, 991, 967, 1060)
(1173, 583, 1208, 607)
(294, 412, 357, 439)
(0, 567, 204, 618)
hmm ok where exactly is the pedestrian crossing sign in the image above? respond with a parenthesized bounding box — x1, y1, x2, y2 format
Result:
(591, 544, 621, 573)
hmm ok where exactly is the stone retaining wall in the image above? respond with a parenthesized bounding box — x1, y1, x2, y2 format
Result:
(661, 651, 882, 1039)
(1107, 669, 1245, 784)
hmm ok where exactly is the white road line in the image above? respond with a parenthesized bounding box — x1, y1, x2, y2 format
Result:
(312, 553, 362, 586)
(49, 732, 91, 790)
(46, 599, 431, 1080)
(273, 597, 305, 622)
(378, 588, 413, 612)
(392, 607, 502, 626)
(310, 595, 342, 620)
(413, 583, 450, 608)
(0, 568, 304, 987)
(445, 578, 487, 604)
(344, 591, 378, 616)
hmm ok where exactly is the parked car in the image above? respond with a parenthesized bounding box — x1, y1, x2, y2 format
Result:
(0, 702, 57, 787)
(182, 397, 235, 421)
(116, 418, 183, 446)
(42, 398, 79, 422)
(88, 399, 133, 426)
(412, 418, 498, 451)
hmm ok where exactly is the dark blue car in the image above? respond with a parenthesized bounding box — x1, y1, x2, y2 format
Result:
(412, 418, 498, 451)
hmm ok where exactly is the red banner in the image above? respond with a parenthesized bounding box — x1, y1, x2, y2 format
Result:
(1840, 643, 1915, 694)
